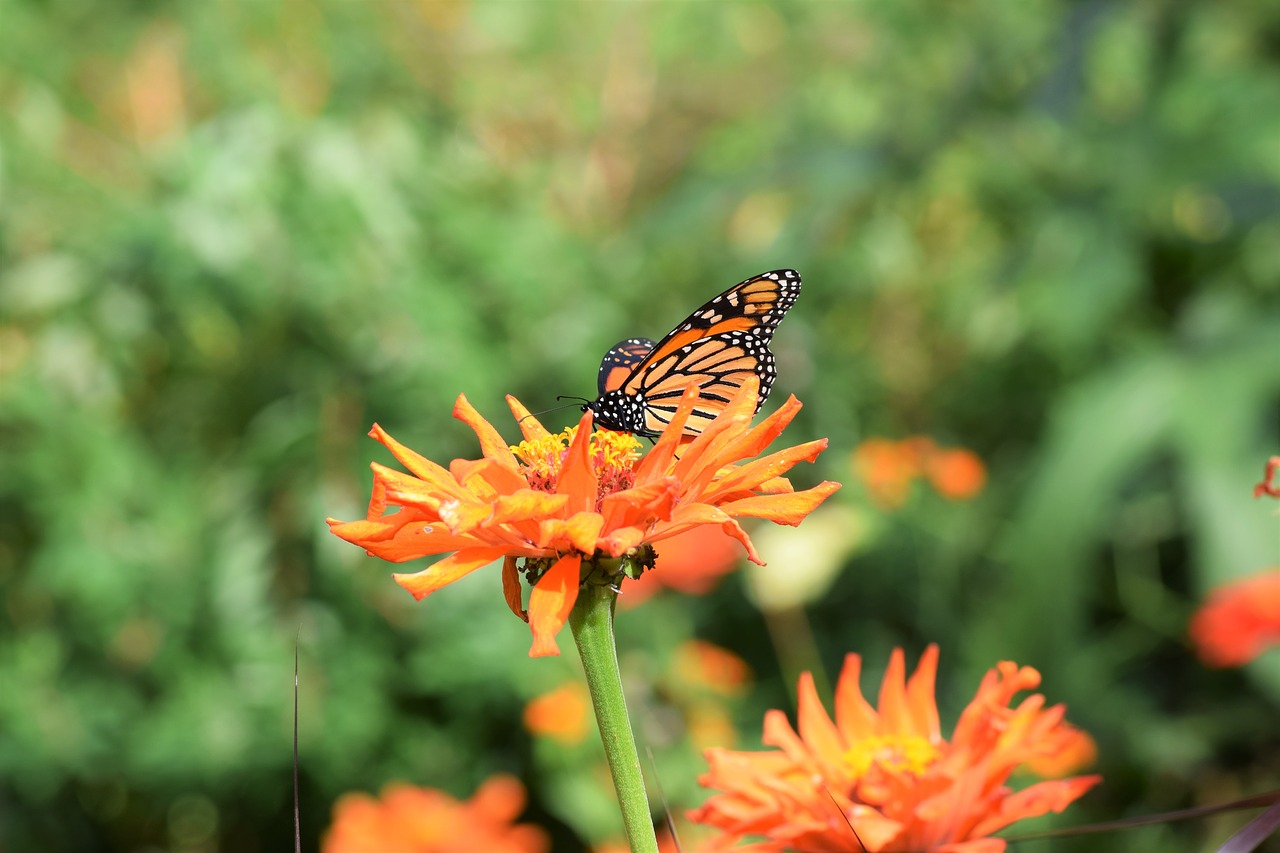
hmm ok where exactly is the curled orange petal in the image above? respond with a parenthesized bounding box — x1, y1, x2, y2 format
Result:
(393, 547, 511, 600)
(502, 556, 527, 622)
(506, 395, 552, 442)
(717, 481, 841, 526)
(453, 394, 520, 472)
(527, 553, 582, 657)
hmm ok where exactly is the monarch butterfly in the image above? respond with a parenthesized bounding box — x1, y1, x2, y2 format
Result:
(587, 269, 801, 438)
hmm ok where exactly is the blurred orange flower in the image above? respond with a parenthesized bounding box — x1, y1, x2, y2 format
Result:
(323, 775, 548, 853)
(852, 438, 922, 509)
(328, 379, 839, 657)
(1190, 569, 1280, 667)
(852, 437, 986, 508)
(674, 640, 753, 697)
(619, 525, 744, 607)
(923, 447, 987, 501)
(690, 645, 1100, 852)
(523, 681, 592, 745)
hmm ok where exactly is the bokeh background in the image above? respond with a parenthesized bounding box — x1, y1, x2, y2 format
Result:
(3, 2, 1280, 851)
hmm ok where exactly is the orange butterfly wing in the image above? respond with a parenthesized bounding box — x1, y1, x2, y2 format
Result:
(597, 337, 656, 395)
(589, 270, 801, 437)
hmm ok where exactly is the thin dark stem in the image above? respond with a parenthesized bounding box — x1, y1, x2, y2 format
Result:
(293, 639, 301, 853)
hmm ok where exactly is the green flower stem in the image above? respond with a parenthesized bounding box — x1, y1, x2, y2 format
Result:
(569, 575, 658, 853)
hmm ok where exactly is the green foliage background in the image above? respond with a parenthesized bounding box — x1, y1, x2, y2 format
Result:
(2, 2, 1279, 851)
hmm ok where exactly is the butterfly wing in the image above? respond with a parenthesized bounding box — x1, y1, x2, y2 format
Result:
(597, 338, 656, 396)
(590, 269, 801, 437)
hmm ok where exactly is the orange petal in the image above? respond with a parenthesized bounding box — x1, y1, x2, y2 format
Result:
(374, 464, 454, 515)
(683, 384, 796, 488)
(795, 671, 848, 784)
(599, 477, 680, 531)
(538, 511, 605, 555)
(952, 662, 1041, 750)
(673, 377, 760, 484)
(439, 498, 496, 534)
(595, 525, 649, 557)
(904, 644, 942, 739)
(506, 395, 552, 442)
(555, 410, 599, 513)
(717, 481, 841, 526)
(502, 556, 527, 622)
(369, 423, 472, 499)
(698, 395, 807, 496)
(535, 512, 604, 550)
(492, 489, 571, 524)
(633, 382, 702, 483)
(328, 517, 481, 563)
(970, 775, 1102, 837)
(392, 546, 510, 600)
(527, 553, 582, 657)
(664, 503, 762, 565)
(833, 652, 878, 739)
(453, 394, 519, 473)
(760, 707, 810, 764)
(703, 439, 830, 501)
(753, 476, 795, 495)
(1025, 725, 1097, 778)
(875, 648, 911, 734)
(846, 807, 911, 853)
(327, 515, 401, 546)
(451, 456, 531, 498)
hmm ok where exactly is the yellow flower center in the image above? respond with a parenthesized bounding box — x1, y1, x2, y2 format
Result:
(844, 734, 941, 778)
(510, 427, 641, 500)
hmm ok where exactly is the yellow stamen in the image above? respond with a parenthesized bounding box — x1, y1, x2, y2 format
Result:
(595, 429, 642, 469)
(844, 734, 941, 778)
(510, 427, 642, 497)
(510, 429, 573, 480)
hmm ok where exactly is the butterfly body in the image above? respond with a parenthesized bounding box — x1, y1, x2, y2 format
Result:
(587, 269, 801, 438)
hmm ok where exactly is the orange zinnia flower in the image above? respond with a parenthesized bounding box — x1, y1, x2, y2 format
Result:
(690, 645, 1100, 852)
(323, 775, 548, 853)
(1190, 569, 1280, 667)
(328, 378, 839, 657)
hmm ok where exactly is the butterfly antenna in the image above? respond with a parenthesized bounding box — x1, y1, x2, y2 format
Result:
(517, 397, 593, 425)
